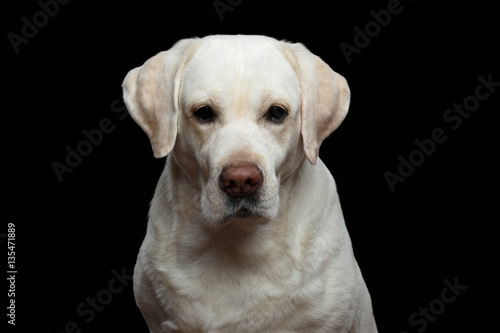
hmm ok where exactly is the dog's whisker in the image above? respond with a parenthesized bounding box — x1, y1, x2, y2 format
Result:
(176, 182, 200, 190)
(187, 190, 203, 206)
(278, 185, 290, 200)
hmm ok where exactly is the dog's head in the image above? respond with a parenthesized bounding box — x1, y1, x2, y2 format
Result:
(123, 35, 350, 228)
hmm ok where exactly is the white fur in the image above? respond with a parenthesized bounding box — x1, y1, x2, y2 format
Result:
(123, 35, 377, 333)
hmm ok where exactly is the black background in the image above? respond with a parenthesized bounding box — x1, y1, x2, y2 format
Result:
(4, 0, 498, 332)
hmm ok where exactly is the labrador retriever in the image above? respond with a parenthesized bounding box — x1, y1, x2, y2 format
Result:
(122, 34, 377, 333)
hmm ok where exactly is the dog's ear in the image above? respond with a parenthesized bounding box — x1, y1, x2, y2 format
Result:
(122, 39, 196, 158)
(283, 43, 350, 165)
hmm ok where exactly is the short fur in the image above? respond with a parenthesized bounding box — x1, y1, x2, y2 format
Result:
(123, 35, 377, 333)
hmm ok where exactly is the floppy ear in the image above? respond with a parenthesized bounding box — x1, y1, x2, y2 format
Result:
(122, 39, 196, 158)
(284, 43, 350, 165)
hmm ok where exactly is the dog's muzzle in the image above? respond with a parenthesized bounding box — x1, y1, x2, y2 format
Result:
(214, 164, 272, 223)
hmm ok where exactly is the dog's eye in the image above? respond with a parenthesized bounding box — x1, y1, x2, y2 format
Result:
(193, 105, 214, 123)
(266, 105, 288, 123)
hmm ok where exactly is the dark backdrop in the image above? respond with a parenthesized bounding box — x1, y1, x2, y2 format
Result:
(5, 1, 498, 332)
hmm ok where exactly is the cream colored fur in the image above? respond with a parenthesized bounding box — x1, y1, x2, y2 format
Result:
(123, 35, 377, 333)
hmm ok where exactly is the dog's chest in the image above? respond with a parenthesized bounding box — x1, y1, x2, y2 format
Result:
(161, 259, 332, 332)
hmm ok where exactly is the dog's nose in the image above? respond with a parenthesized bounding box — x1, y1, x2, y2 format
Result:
(219, 165, 263, 197)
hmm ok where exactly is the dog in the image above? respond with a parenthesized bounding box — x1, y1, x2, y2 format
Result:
(122, 34, 377, 333)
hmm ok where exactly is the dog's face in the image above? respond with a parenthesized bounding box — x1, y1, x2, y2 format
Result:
(175, 37, 302, 225)
(123, 35, 350, 228)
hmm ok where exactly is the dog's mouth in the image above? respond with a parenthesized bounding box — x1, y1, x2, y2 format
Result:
(228, 195, 259, 214)
(219, 196, 264, 224)
(235, 207, 251, 218)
